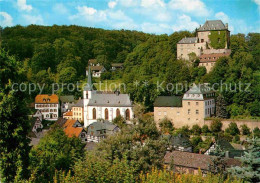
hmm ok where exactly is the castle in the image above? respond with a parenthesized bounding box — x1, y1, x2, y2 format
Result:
(177, 20, 231, 72)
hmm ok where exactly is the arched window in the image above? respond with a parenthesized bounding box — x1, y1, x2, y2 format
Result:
(125, 109, 130, 120)
(93, 108, 96, 119)
(105, 108, 109, 120)
(116, 108, 120, 117)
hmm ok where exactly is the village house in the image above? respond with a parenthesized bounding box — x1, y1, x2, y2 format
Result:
(111, 63, 124, 71)
(154, 84, 215, 128)
(177, 20, 231, 61)
(164, 151, 241, 175)
(199, 52, 230, 72)
(86, 59, 106, 77)
(83, 68, 133, 127)
(35, 94, 59, 121)
(60, 95, 75, 114)
(72, 98, 84, 122)
(31, 117, 43, 134)
(63, 110, 73, 119)
(86, 120, 120, 142)
(33, 110, 43, 121)
(168, 134, 192, 152)
(63, 119, 87, 142)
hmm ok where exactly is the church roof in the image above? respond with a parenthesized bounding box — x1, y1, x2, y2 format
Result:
(178, 37, 197, 44)
(88, 91, 132, 107)
(85, 67, 93, 91)
(154, 96, 182, 107)
(73, 99, 84, 107)
(198, 20, 227, 31)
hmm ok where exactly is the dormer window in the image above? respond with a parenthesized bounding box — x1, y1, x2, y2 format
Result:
(43, 98, 46, 102)
(47, 98, 50, 102)
(86, 93, 88, 99)
(107, 100, 109, 103)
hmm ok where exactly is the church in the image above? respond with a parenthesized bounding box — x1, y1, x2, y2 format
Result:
(83, 68, 134, 127)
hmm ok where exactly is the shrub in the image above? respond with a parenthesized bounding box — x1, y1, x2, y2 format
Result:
(225, 122, 240, 136)
(232, 135, 240, 143)
(240, 124, 251, 135)
(253, 127, 260, 138)
(159, 118, 174, 134)
(210, 119, 223, 133)
(202, 125, 210, 134)
(191, 124, 201, 135)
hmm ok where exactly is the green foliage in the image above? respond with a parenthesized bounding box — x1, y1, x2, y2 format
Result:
(216, 94, 229, 119)
(209, 30, 226, 49)
(174, 125, 191, 137)
(229, 137, 260, 182)
(241, 124, 251, 135)
(210, 119, 223, 134)
(225, 122, 240, 136)
(232, 135, 240, 143)
(28, 126, 85, 183)
(112, 115, 126, 129)
(159, 118, 174, 134)
(101, 71, 112, 80)
(0, 49, 30, 182)
(253, 127, 260, 138)
(191, 124, 201, 135)
(190, 136, 203, 153)
(202, 124, 210, 134)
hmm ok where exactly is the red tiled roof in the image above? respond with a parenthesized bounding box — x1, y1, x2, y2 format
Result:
(164, 151, 240, 171)
(35, 94, 59, 104)
(63, 111, 72, 117)
(199, 53, 230, 62)
(63, 119, 83, 138)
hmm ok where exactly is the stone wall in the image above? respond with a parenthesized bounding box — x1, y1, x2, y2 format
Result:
(204, 119, 260, 130)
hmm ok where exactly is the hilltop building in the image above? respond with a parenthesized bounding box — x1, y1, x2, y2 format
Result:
(177, 20, 231, 72)
(83, 67, 133, 127)
(154, 84, 215, 128)
(35, 94, 59, 121)
(86, 59, 106, 77)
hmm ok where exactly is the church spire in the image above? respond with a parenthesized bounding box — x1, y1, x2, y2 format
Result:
(85, 66, 93, 91)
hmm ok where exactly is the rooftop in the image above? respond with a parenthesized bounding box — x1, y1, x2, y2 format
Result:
(154, 96, 182, 107)
(73, 99, 84, 107)
(178, 37, 197, 44)
(88, 59, 97, 64)
(198, 20, 228, 31)
(185, 84, 213, 95)
(63, 119, 84, 138)
(63, 111, 72, 116)
(200, 52, 230, 62)
(35, 94, 59, 104)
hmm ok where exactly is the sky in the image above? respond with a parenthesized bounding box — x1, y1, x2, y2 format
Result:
(0, 0, 259, 35)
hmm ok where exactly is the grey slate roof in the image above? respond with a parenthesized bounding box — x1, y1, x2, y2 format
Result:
(73, 99, 83, 107)
(87, 120, 119, 136)
(170, 134, 192, 148)
(185, 84, 213, 94)
(178, 37, 197, 44)
(198, 20, 227, 31)
(154, 96, 182, 107)
(88, 92, 132, 107)
(60, 95, 75, 103)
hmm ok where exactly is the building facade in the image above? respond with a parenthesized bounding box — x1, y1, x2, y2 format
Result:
(177, 20, 231, 64)
(35, 94, 59, 121)
(86, 59, 106, 78)
(71, 99, 84, 122)
(60, 95, 75, 114)
(83, 68, 133, 127)
(154, 84, 215, 128)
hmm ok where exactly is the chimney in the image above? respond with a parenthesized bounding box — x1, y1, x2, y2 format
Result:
(225, 23, 228, 29)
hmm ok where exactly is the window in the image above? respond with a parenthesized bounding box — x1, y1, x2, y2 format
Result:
(196, 102, 199, 105)
(188, 109, 191, 114)
(188, 102, 190, 105)
(125, 109, 130, 120)
(116, 108, 120, 117)
(177, 112, 180, 115)
(105, 108, 109, 120)
(93, 108, 96, 119)
(205, 109, 207, 115)
(164, 112, 167, 116)
(201, 39, 204, 43)
(196, 110, 199, 114)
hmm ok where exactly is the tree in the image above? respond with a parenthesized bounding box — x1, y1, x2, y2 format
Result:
(229, 137, 260, 182)
(28, 126, 85, 182)
(191, 136, 203, 153)
(202, 124, 210, 134)
(253, 127, 260, 138)
(240, 124, 251, 136)
(216, 94, 228, 119)
(112, 115, 126, 129)
(210, 119, 223, 134)
(0, 49, 30, 182)
(191, 124, 201, 135)
(159, 118, 174, 134)
(225, 122, 240, 136)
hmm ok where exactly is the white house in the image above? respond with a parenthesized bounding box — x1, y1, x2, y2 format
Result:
(35, 94, 59, 121)
(60, 95, 75, 114)
(83, 68, 134, 127)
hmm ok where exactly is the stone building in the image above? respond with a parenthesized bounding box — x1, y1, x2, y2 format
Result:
(177, 20, 231, 72)
(83, 67, 133, 127)
(154, 84, 215, 128)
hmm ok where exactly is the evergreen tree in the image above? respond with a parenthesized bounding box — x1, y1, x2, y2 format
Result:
(216, 94, 228, 118)
(229, 137, 260, 182)
(0, 49, 30, 182)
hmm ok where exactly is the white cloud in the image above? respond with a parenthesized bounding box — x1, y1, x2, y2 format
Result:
(215, 12, 229, 23)
(172, 14, 199, 32)
(252, 0, 260, 11)
(22, 14, 44, 25)
(141, 0, 165, 8)
(17, 0, 32, 12)
(108, 10, 131, 21)
(118, 0, 139, 7)
(0, 12, 13, 27)
(141, 22, 172, 34)
(169, 0, 209, 16)
(108, 1, 117, 9)
(70, 6, 106, 22)
(53, 3, 68, 14)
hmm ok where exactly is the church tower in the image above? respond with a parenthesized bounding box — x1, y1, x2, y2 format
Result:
(83, 67, 94, 127)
